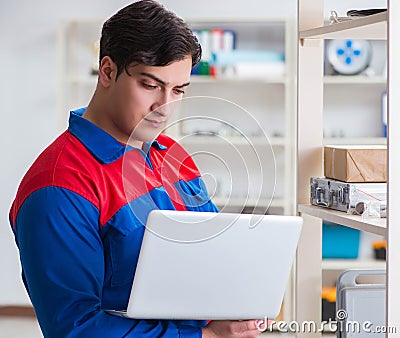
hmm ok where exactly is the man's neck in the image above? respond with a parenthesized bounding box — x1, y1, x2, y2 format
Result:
(83, 93, 143, 150)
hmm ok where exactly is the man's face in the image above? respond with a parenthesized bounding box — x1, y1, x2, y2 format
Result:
(107, 57, 192, 147)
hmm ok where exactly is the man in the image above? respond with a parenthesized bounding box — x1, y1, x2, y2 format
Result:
(10, 1, 262, 337)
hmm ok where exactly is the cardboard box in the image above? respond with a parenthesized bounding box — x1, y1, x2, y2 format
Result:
(324, 145, 387, 182)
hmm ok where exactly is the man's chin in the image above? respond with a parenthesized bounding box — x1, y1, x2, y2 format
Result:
(129, 130, 161, 146)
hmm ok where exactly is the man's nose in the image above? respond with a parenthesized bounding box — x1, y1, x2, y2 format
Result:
(151, 91, 173, 116)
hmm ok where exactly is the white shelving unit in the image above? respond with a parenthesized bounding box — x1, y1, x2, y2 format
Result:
(171, 18, 296, 216)
(296, 2, 399, 337)
(323, 75, 387, 140)
(322, 258, 385, 271)
(190, 75, 287, 84)
(299, 204, 386, 236)
(324, 137, 386, 145)
(323, 39, 387, 141)
(324, 75, 386, 84)
(299, 12, 387, 40)
(58, 17, 297, 216)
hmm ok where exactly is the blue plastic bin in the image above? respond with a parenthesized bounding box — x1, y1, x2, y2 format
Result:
(322, 221, 360, 259)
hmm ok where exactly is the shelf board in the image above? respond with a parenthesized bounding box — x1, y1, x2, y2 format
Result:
(190, 75, 287, 84)
(298, 204, 386, 236)
(324, 75, 386, 85)
(300, 11, 387, 40)
(179, 135, 287, 147)
(323, 137, 387, 145)
(213, 197, 286, 209)
(322, 258, 386, 270)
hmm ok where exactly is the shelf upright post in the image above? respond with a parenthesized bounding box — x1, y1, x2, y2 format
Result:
(284, 18, 297, 218)
(296, 0, 324, 336)
(57, 20, 67, 132)
(282, 18, 297, 323)
(386, 1, 400, 336)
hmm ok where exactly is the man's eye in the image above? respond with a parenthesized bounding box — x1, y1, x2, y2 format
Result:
(143, 83, 157, 89)
(174, 89, 185, 95)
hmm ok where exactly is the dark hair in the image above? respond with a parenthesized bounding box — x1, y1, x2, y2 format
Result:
(100, 0, 202, 78)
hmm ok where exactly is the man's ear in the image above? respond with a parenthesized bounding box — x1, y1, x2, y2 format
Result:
(98, 56, 117, 88)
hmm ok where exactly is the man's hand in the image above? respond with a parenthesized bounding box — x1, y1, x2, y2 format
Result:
(202, 320, 265, 338)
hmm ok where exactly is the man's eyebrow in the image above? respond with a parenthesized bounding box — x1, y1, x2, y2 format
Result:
(175, 82, 191, 89)
(140, 72, 190, 88)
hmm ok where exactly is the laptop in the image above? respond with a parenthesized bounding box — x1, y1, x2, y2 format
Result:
(106, 210, 303, 320)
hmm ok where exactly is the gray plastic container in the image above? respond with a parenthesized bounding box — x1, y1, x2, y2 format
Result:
(336, 269, 386, 338)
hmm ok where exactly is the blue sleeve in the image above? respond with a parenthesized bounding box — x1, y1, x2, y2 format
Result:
(14, 186, 202, 338)
(175, 177, 220, 213)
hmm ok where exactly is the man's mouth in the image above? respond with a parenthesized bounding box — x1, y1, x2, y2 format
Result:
(144, 117, 165, 128)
